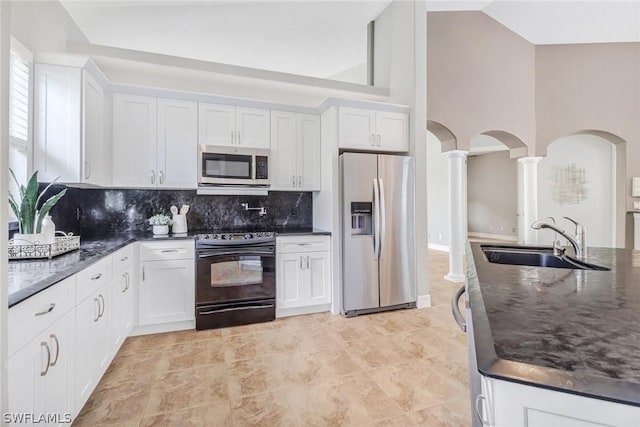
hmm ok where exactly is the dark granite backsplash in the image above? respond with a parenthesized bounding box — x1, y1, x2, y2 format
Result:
(27, 185, 312, 238)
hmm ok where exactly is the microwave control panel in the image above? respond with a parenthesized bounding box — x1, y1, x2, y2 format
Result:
(256, 156, 269, 179)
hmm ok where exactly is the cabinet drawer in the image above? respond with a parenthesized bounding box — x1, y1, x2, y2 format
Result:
(113, 243, 135, 272)
(8, 275, 76, 357)
(276, 235, 330, 254)
(77, 256, 113, 303)
(139, 240, 195, 261)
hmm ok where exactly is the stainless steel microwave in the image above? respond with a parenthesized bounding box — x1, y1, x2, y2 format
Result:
(198, 145, 270, 186)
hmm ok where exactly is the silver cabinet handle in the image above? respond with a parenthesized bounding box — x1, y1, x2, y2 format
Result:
(93, 298, 100, 322)
(125, 272, 130, 291)
(122, 273, 128, 292)
(35, 303, 56, 316)
(90, 273, 102, 281)
(298, 175, 302, 187)
(306, 255, 310, 269)
(292, 175, 296, 187)
(377, 134, 381, 147)
(142, 265, 145, 281)
(370, 133, 375, 146)
(451, 285, 467, 332)
(120, 256, 129, 262)
(84, 161, 91, 179)
(150, 170, 155, 184)
(230, 130, 234, 144)
(49, 334, 60, 367)
(159, 170, 165, 184)
(475, 394, 490, 425)
(40, 342, 51, 376)
(299, 256, 304, 270)
(161, 249, 179, 253)
(237, 131, 241, 145)
(98, 294, 105, 318)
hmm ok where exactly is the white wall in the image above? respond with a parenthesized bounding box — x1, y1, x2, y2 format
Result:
(1, 0, 10, 415)
(467, 151, 517, 237)
(537, 134, 616, 247)
(427, 132, 449, 248)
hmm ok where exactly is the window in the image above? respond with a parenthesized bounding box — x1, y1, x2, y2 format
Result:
(8, 37, 32, 220)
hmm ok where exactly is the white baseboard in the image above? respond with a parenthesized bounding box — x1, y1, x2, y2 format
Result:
(444, 273, 466, 283)
(468, 232, 517, 242)
(276, 303, 331, 318)
(416, 294, 431, 308)
(129, 319, 195, 336)
(428, 243, 450, 252)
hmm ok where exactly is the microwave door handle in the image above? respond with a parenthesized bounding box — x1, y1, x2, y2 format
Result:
(252, 155, 256, 181)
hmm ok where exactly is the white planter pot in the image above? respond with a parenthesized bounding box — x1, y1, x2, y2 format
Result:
(13, 233, 45, 246)
(152, 225, 169, 235)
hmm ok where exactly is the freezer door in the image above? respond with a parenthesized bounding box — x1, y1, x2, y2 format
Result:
(341, 153, 380, 312)
(378, 155, 416, 307)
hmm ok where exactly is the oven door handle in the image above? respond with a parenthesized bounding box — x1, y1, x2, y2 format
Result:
(199, 304, 274, 315)
(198, 250, 274, 258)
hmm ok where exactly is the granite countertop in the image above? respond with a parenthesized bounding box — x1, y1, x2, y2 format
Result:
(467, 242, 640, 407)
(8, 228, 331, 308)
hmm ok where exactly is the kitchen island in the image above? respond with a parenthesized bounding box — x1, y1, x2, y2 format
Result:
(466, 242, 640, 426)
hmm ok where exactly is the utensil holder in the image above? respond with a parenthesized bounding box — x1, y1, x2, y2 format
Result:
(172, 214, 188, 234)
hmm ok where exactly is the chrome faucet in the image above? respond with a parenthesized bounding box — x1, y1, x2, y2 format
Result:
(531, 219, 585, 260)
(563, 216, 587, 259)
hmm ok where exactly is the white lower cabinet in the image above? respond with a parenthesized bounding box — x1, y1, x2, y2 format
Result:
(8, 310, 75, 427)
(112, 251, 137, 350)
(276, 235, 331, 317)
(139, 241, 195, 326)
(481, 375, 640, 427)
(75, 280, 113, 413)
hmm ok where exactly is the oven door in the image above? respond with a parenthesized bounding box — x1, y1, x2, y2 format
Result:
(195, 244, 276, 304)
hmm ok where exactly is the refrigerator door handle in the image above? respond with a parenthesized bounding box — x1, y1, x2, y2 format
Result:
(378, 178, 386, 259)
(373, 178, 380, 258)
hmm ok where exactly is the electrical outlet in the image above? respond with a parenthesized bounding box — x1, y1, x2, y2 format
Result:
(438, 233, 443, 240)
(290, 208, 298, 216)
(500, 226, 504, 232)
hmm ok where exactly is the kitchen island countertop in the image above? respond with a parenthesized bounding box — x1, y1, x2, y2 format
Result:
(467, 242, 640, 407)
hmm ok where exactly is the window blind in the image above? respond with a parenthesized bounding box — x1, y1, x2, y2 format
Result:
(9, 49, 30, 144)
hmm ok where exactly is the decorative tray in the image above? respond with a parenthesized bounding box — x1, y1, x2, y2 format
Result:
(9, 233, 81, 260)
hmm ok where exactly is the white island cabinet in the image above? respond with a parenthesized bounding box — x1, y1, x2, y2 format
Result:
(275, 235, 331, 317)
(477, 374, 640, 427)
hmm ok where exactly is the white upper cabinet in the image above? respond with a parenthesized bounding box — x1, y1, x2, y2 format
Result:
(157, 98, 198, 188)
(33, 64, 82, 183)
(199, 103, 270, 149)
(338, 106, 408, 152)
(270, 111, 320, 191)
(34, 63, 110, 185)
(112, 94, 157, 187)
(112, 94, 197, 188)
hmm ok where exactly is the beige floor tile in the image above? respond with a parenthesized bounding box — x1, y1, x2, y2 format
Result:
(144, 365, 228, 416)
(161, 339, 226, 372)
(99, 347, 168, 388)
(139, 401, 231, 427)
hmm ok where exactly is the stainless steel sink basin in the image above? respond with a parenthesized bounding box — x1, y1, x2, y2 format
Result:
(481, 245, 610, 271)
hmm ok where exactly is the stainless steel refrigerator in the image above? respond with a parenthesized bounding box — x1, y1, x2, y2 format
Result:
(340, 152, 416, 316)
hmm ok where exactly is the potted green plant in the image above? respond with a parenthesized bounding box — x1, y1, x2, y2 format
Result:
(8, 169, 67, 245)
(149, 214, 173, 235)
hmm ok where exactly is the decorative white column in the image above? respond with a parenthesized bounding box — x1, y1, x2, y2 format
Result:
(445, 150, 468, 283)
(517, 157, 542, 244)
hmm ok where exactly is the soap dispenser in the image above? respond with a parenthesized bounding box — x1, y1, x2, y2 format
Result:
(41, 214, 56, 244)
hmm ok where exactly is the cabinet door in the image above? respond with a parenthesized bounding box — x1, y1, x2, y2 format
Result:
(198, 103, 235, 146)
(376, 111, 409, 152)
(33, 64, 82, 182)
(297, 113, 321, 191)
(82, 70, 108, 186)
(112, 94, 157, 187)
(236, 107, 270, 148)
(139, 259, 195, 325)
(75, 285, 111, 411)
(157, 98, 198, 188)
(276, 253, 305, 309)
(112, 266, 135, 350)
(306, 251, 331, 305)
(270, 111, 297, 190)
(338, 107, 376, 150)
(8, 311, 75, 427)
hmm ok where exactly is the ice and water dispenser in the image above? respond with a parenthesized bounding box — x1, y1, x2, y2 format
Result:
(350, 202, 373, 236)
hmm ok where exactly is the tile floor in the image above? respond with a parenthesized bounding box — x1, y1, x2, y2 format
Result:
(74, 249, 470, 426)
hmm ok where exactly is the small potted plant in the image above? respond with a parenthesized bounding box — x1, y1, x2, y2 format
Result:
(8, 169, 66, 245)
(149, 214, 172, 235)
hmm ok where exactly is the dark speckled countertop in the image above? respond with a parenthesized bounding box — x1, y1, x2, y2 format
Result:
(467, 242, 640, 406)
(8, 228, 330, 308)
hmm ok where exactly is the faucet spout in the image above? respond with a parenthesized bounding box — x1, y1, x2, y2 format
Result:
(530, 220, 583, 259)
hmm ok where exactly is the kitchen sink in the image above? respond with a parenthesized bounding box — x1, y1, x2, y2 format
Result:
(481, 245, 610, 271)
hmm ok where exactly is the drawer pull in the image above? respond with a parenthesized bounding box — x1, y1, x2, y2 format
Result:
(160, 249, 179, 253)
(90, 273, 103, 281)
(34, 303, 56, 316)
(120, 256, 129, 262)
(297, 243, 313, 246)
(49, 334, 60, 367)
(40, 342, 51, 376)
